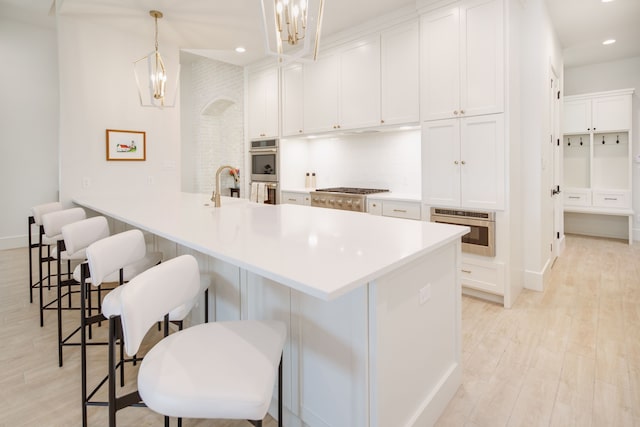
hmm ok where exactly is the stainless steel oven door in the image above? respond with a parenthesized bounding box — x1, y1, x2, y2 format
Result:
(431, 213, 495, 257)
(250, 149, 278, 182)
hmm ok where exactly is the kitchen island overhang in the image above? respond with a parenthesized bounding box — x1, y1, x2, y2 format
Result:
(73, 192, 469, 427)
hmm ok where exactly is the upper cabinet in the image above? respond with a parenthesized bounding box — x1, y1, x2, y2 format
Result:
(339, 36, 382, 130)
(564, 92, 632, 134)
(420, 0, 504, 121)
(381, 22, 420, 126)
(248, 68, 279, 139)
(282, 64, 305, 136)
(303, 53, 340, 133)
(303, 36, 381, 133)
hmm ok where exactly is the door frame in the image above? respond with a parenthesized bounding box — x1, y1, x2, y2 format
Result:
(550, 65, 564, 259)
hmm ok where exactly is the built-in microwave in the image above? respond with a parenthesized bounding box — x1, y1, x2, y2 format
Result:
(250, 139, 278, 182)
(430, 208, 496, 257)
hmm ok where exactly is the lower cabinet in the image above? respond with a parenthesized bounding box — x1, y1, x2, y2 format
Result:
(460, 258, 505, 296)
(281, 191, 311, 206)
(367, 199, 422, 220)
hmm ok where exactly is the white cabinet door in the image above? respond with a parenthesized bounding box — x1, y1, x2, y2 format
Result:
(420, 0, 503, 121)
(460, 114, 504, 209)
(248, 68, 279, 139)
(422, 114, 504, 209)
(339, 36, 381, 130)
(592, 95, 632, 132)
(303, 54, 339, 133)
(422, 119, 461, 207)
(420, 7, 460, 121)
(563, 99, 591, 134)
(460, 0, 504, 117)
(381, 22, 419, 125)
(282, 64, 305, 136)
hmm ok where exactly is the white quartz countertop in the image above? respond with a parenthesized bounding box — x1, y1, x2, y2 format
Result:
(74, 192, 467, 301)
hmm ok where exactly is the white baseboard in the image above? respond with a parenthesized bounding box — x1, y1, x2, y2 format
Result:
(524, 257, 552, 292)
(0, 235, 28, 250)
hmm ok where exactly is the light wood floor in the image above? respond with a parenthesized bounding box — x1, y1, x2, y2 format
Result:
(1, 235, 639, 426)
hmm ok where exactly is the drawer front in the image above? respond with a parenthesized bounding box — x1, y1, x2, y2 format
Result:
(592, 190, 630, 209)
(460, 261, 504, 295)
(564, 191, 591, 207)
(282, 192, 304, 205)
(367, 200, 383, 215)
(381, 201, 421, 220)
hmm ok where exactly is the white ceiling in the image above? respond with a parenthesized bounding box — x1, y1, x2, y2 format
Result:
(1, 0, 639, 68)
(545, 0, 640, 68)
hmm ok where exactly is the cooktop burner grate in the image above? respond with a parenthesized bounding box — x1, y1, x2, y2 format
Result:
(314, 187, 390, 195)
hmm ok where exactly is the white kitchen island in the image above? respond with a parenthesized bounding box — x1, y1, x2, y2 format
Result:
(73, 192, 468, 427)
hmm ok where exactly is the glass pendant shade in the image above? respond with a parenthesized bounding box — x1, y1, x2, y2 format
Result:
(261, 0, 324, 63)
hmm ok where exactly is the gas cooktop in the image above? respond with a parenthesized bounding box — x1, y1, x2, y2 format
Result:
(314, 187, 390, 195)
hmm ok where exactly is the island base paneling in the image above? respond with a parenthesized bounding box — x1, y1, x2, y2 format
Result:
(370, 242, 462, 427)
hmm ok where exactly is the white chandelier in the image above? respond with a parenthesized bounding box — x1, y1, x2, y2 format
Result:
(133, 10, 180, 108)
(261, 0, 325, 63)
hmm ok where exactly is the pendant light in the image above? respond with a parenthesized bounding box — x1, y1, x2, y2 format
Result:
(133, 10, 180, 108)
(261, 0, 325, 63)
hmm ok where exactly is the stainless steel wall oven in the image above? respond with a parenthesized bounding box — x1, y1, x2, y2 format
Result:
(430, 208, 496, 257)
(250, 139, 278, 182)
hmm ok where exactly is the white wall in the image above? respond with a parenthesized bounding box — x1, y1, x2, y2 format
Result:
(0, 11, 59, 249)
(280, 129, 421, 194)
(56, 14, 181, 205)
(519, 0, 563, 290)
(564, 56, 640, 240)
(180, 57, 245, 195)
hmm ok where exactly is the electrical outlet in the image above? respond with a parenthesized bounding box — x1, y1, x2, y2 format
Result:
(419, 284, 431, 305)
(82, 177, 91, 189)
(147, 175, 154, 185)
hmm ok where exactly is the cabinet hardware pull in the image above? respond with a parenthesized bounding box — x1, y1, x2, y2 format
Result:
(288, 198, 296, 201)
(372, 203, 377, 207)
(568, 196, 580, 199)
(604, 197, 617, 201)
(381, 119, 385, 124)
(461, 160, 466, 165)
(460, 110, 465, 114)
(462, 269, 472, 274)
(453, 110, 459, 115)
(393, 209, 407, 213)
(454, 160, 459, 165)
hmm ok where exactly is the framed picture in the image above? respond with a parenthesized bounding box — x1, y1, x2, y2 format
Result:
(106, 129, 146, 161)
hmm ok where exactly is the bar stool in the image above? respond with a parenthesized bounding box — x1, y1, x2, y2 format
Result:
(100, 255, 286, 427)
(28, 202, 62, 304)
(55, 216, 110, 367)
(80, 229, 162, 426)
(39, 207, 87, 327)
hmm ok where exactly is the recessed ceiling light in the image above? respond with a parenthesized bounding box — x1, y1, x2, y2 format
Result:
(235, 47, 246, 53)
(602, 39, 616, 45)
(601, 0, 614, 3)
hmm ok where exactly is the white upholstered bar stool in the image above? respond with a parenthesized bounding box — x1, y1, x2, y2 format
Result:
(100, 255, 286, 427)
(55, 216, 111, 367)
(80, 229, 162, 427)
(28, 202, 62, 305)
(39, 207, 87, 327)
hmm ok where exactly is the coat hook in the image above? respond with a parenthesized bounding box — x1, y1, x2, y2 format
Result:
(568, 138, 571, 146)
(579, 136, 583, 146)
(602, 136, 606, 145)
(617, 135, 620, 144)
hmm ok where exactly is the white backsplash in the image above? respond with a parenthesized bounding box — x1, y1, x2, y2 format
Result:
(280, 129, 421, 194)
